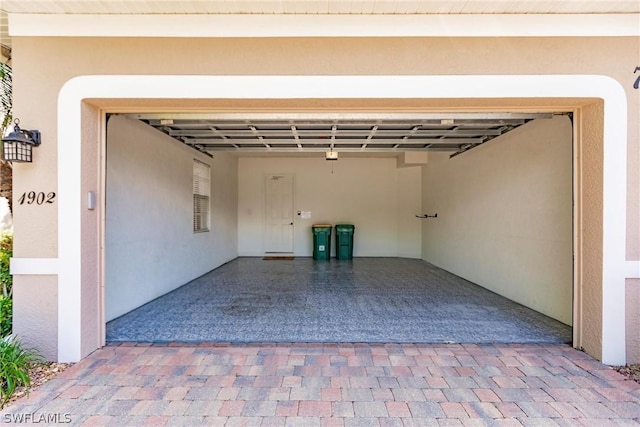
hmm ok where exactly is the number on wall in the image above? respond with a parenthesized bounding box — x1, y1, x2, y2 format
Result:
(18, 192, 56, 205)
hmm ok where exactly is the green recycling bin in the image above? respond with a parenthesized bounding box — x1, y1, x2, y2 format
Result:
(312, 224, 332, 260)
(335, 224, 355, 260)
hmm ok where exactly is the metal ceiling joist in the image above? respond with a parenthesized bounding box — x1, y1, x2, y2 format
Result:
(123, 112, 554, 157)
(167, 128, 507, 138)
(129, 112, 551, 121)
(183, 137, 485, 145)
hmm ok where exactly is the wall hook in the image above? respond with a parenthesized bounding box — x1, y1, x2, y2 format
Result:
(416, 213, 438, 219)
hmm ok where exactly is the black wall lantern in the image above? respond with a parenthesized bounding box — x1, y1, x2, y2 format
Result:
(2, 119, 41, 163)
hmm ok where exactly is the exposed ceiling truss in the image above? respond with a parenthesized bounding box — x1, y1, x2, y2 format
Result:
(126, 112, 555, 158)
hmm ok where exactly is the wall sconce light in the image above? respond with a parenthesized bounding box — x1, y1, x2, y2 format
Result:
(2, 119, 41, 163)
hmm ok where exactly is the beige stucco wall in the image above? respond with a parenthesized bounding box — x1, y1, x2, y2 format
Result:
(8, 35, 639, 361)
(11, 36, 639, 256)
(578, 102, 605, 361)
(421, 116, 573, 324)
(80, 102, 102, 356)
(11, 275, 57, 359)
(627, 279, 640, 363)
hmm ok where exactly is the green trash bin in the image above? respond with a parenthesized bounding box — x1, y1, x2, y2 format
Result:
(312, 224, 332, 260)
(335, 224, 355, 260)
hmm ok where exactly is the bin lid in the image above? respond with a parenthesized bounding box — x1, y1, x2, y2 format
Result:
(335, 224, 355, 229)
(312, 224, 332, 228)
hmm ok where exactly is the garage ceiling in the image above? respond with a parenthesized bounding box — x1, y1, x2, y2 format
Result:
(126, 112, 554, 157)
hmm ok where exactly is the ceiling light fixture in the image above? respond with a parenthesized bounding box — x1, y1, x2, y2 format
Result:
(325, 149, 338, 161)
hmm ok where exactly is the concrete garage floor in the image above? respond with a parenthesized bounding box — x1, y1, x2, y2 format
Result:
(106, 258, 572, 344)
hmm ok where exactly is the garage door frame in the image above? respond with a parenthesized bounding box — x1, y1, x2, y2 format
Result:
(54, 74, 628, 363)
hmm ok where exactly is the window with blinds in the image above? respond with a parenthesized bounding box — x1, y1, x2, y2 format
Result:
(193, 159, 210, 233)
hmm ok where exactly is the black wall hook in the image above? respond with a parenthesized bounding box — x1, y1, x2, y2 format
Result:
(416, 213, 438, 219)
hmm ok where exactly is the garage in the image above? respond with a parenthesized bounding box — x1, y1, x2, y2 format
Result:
(103, 110, 573, 345)
(3, 2, 635, 365)
(5, 11, 640, 364)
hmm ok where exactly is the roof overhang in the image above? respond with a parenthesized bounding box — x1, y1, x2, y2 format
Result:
(5, 13, 640, 39)
(2, 0, 639, 14)
(1, 1, 639, 51)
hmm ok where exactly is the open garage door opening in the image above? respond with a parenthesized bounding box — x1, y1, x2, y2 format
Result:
(104, 111, 574, 346)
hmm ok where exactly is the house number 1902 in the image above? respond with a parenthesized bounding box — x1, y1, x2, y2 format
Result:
(18, 191, 56, 205)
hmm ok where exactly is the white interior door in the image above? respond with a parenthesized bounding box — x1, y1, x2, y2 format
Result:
(265, 174, 294, 253)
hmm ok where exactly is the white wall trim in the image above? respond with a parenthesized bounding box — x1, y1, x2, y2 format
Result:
(627, 261, 640, 280)
(10, 13, 640, 38)
(58, 74, 627, 364)
(9, 258, 58, 275)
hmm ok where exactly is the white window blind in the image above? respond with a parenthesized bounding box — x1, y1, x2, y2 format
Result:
(193, 159, 210, 232)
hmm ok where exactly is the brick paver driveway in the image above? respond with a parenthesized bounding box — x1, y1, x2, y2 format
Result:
(2, 343, 639, 426)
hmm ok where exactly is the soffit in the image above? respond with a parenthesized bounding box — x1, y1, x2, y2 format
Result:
(0, 11, 9, 59)
(2, 2, 638, 51)
(2, 1, 639, 14)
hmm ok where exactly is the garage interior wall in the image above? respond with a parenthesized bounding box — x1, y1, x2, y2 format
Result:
(238, 157, 422, 258)
(421, 116, 573, 325)
(105, 115, 238, 321)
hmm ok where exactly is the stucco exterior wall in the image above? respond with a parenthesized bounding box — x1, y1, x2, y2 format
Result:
(11, 275, 57, 360)
(80, 102, 102, 356)
(627, 279, 640, 363)
(579, 102, 605, 361)
(421, 116, 573, 324)
(7, 34, 639, 362)
(238, 157, 422, 258)
(105, 115, 238, 321)
(10, 36, 639, 257)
